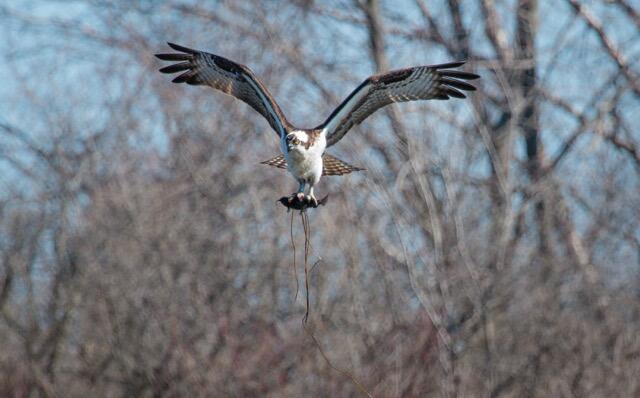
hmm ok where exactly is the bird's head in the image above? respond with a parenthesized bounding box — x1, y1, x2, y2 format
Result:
(285, 131, 308, 151)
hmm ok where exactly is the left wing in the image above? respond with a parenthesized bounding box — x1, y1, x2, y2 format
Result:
(155, 43, 290, 137)
(319, 61, 479, 147)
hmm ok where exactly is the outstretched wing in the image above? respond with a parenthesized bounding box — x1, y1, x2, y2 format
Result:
(320, 61, 479, 147)
(155, 43, 290, 137)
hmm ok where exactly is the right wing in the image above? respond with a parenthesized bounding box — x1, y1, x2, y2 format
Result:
(319, 61, 479, 147)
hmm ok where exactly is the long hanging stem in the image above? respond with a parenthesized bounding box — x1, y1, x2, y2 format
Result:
(290, 211, 299, 301)
(301, 210, 311, 323)
(295, 209, 373, 397)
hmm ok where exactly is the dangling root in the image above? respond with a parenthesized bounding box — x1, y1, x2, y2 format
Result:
(287, 210, 311, 324)
(301, 210, 311, 323)
(287, 208, 373, 398)
(303, 323, 374, 398)
(290, 211, 299, 301)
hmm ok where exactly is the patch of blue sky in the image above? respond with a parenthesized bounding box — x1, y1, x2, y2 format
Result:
(1, 0, 637, 210)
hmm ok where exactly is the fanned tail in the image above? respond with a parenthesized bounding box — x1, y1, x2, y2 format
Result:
(260, 154, 288, 169)
(321, 154, 365, 176)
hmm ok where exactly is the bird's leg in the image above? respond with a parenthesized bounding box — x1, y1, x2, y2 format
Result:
(307, 185, 318, 207)
(290, 180, 306, 202)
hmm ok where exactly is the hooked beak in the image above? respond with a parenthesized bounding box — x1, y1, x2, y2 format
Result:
(285, 136, 294, 151)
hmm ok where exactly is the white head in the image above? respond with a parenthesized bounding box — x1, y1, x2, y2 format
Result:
(285, 130, 308, 151)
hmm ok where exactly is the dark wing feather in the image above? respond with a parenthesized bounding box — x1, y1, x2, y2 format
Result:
(155, 43, 290, 137)
(320, 61, 479, 147)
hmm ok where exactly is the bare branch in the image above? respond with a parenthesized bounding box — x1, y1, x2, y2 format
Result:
(567, 0, 640, 97)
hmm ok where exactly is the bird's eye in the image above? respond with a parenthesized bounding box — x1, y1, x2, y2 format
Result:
(286, 135, 294, 142)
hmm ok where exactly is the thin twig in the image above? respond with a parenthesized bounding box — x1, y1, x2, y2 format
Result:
(310, 258, 323, 274)
(303, 322, 374, 398)
(566, 0, 640, 97)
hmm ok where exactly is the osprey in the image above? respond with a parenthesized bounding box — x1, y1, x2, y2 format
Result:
(155, 43, 479, 205)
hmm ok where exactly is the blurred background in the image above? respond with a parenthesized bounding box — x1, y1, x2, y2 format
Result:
(1, 0, 639, 397)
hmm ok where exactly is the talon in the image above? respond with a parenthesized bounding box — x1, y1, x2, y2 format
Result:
(309, 195, 318, 207)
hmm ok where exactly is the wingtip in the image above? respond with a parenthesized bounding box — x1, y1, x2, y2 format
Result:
(439, 69, 481, 81)
(452, 61, 481, 80)
(167, 42, 197, 54)
(439, 77, 477, 91)
(171, 72, 191, 83)
(435, 60, 466, 69)
(155, 53, 191, 61)
(158, 63, 190, 74)
(434, 61, 481, 79)
(445, 87, 467, 98)
(461, 70, 481, 80)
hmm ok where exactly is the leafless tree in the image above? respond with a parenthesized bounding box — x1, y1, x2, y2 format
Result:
(0, 0, 639, 396)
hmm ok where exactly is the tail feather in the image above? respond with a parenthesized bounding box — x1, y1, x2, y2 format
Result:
(322, 154, 364, 176)
(260, 154, 287, 169)
(260, 154, 364, 176)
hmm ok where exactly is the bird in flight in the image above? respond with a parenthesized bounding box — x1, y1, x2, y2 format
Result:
(155, 43, 479, 206)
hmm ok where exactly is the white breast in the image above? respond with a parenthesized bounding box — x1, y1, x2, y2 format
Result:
(281, 131, 326, 184)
